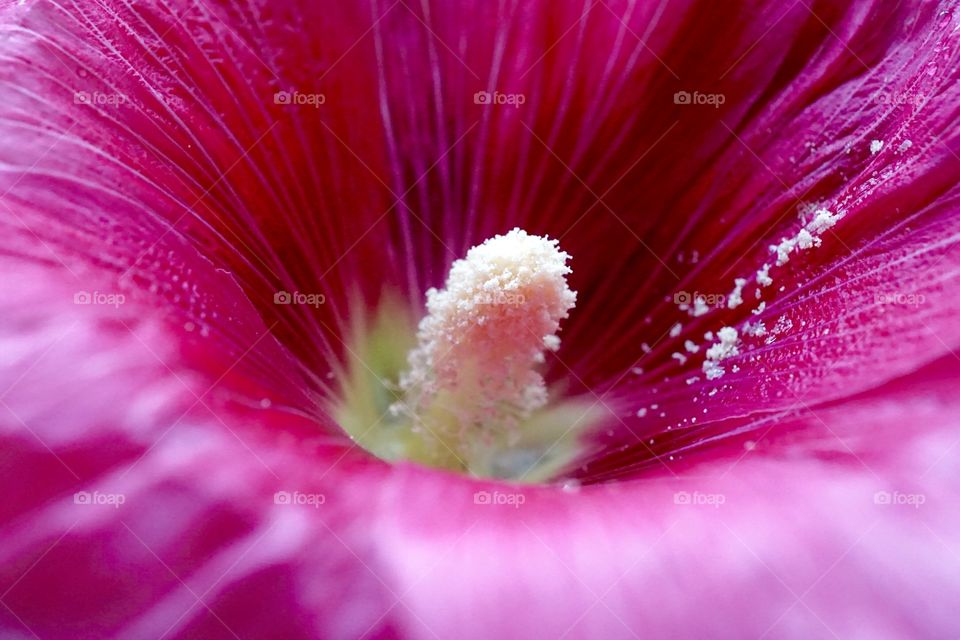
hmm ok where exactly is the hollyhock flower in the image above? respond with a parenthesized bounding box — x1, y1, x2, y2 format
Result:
(2, 0, 960, 637)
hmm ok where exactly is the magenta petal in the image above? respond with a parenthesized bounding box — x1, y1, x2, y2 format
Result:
(587, 184, 960, 478)
(376, 360, 960, 638)
(3, 268, 958, 637)
(1, 0, 960, 638)
(0, 0, 402, 374)
(0, 265, 379, 637)
(0, 269, 957, 638)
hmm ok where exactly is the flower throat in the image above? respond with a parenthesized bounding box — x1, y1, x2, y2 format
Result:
(335, 229, 601, 482)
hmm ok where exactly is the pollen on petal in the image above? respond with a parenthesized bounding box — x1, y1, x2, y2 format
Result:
(702, 326, 740, 380)
(769, 208, 843, 266)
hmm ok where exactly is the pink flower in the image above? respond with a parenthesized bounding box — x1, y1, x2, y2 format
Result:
(1, 0, 959, 638)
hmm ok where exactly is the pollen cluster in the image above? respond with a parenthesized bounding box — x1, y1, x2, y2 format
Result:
(394, 228, 577, 441)
(336, 228, 595, 481)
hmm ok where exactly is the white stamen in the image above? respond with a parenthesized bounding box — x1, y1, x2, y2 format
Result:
(396, 228, 576, 437)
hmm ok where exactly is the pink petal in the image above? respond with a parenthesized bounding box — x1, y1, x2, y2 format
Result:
(377, 359, 960, 638)
(0, 0, 959, 638)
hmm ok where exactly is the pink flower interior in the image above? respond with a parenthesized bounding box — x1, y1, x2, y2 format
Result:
(1, 0, 959, 638)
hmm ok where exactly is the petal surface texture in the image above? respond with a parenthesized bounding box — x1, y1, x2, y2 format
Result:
(1, 1, 960, 639)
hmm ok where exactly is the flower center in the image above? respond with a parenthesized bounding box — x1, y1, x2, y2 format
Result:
(336, 229, 602, 481)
